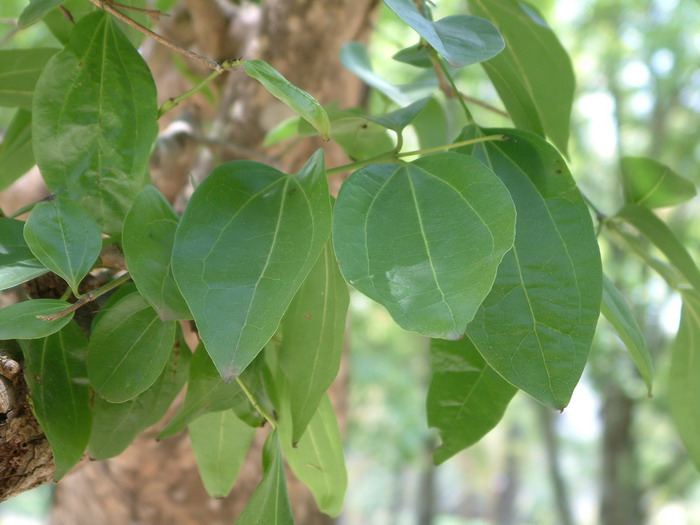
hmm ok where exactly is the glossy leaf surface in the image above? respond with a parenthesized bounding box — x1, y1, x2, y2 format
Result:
(621, 156, 696, 209)
(0, 218, 48, 290)
(244, 59, 331, 140)
(89, 341, 190, 459)
(601, 275, 653, 394)
(23, 197, 102, 294)
(189, 410, 256, 498)
(384, 0, 504, 68)
(173, 151, 331, 380)
(0, 109, 35, 191)
(0, 299, 72, 339)
(468, 0, 575, 154)
(458, 127, 601, 409)
(88, 292, 176, 402)
(18, 0, 65, 27)
(32, 12, 157, 235)
(20, 321, 91, 479)
(122, 186, 191, 321)
(279, 242, 349, 443)
(333, 152, 516, 339)
(0, 48, 57, 109)
(427, 337, 517, 464)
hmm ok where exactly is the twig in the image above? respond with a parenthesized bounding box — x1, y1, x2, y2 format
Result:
(237, 377, 277, 429)
(59, 6, 75, 24)
(460, 93, 509, 119)
(110, 2, 169, 19)
(397, 134, 508, 157)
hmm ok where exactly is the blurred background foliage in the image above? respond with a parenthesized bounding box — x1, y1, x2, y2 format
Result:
(1, 0, 699, 523)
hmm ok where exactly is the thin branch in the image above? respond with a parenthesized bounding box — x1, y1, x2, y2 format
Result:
(236, 377, 276, 429)
(397, 134, 509, 157)
(460, 93, 510, 119)
(110, 2, 169, 19)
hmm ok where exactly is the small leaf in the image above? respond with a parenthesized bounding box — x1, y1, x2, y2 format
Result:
(32, 12, 158, 235)
(279, 395, 347, 517)
(330, 116, 395, 161)
(600, 275, 653, 395)
(333, 152, 516, 339)
(412, 97, 449, 150)
(364, 97, 431, 132)
(0, 48, 58, 109)
(279, 242, 349, 443)
(0, 109, 35, 191)
(427, 337, 517, 464)
(23, 196, 102, 295)
(384, 0, 504, 67)
(122, 186, 191, 321)
(244, 59, 331, 140)
(189, 410, 256, 498)
(236, 431, 294, 525)
(88, 292, 176, 402)
(0, 218, 48, 290)
(173, 151, 331, 380)
(457, 126, 602, 409)
(392, 43, 433, 68)
(18, 0, 65, 27)
(42, 0, 96, 44)
(88, 339, 190, 460)
(0, 299, 72, 339)
(621, 156, 696, 209)
(20, 321, 91, 480)
(468, 0, 575, 154)
(669, 290, 700, 471)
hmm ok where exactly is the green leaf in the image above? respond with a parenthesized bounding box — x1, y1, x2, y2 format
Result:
(616, 204, 700, 293)
(0, 48, 58, 109)
(621, 156, 696, 209)
(0, 218, 48, 290)
(236, 431, 294, 525)
(173, 150, 331, 380)
(330, 115, 395, 161)
(88, 339, 190, 460)
(23, 197, 102, 295)
(427, 337, 517, 464)
(32, 12, 158, 235)
(384, 0, 504, 68)
(122, 186, 192, 321)
(244, 59, 331, 141)
(88, 292, 176, 402)
(189, 410, 256, 499)
(279, 395, 347, 517)
(19, 321, 91, 480)
(333, 152, 516, 339)
(600, 275, 653, 395)
(412, 97, 449, 150)
(364, 97, 431, 132)
(457, 127, 602, 409)
(0, 109, 35, 191)
(468, 0, 575, 154)
(279, 242, 349, 444)
(42, 0, 96, 45)
(392, 43, 433, 68)
(18, 0, 65, 27)
(669, 290, 700, 471)
(0, 299, 73, 339)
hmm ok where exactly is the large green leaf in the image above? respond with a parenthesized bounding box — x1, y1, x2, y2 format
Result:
(88, 340, 190, 460)
(122, 186, 191, 321)
(23, 197, 102, 295)
(600, 275, 653, 395)
(18, 0, 65, 27)
(279, 395, 347, 517)
(616, 204, 700, 293)
(244, 59, 331, 141)
(87, 292, 176, 402)
(0, 299, 72, 339)
(427, 337, 517, 464)
(189, 410, 256, 498)
(0, 218, 48, 290)
(32, 12, 157, 235)
(384, 0, 504, 68)
(457, 127, 601, 409)
(333, 152, 516, 339)
(468, 0, 575, 155)
(0, 109, 35, 190)
(173, 150, 331, 381)
(236, 431, 294, 525)
(278, 242, 349, 444)
(621, 156, 696, 209)
(669, 290, 700, 471)
(0, 48, 58, 109)
(19, 321, 91, 480)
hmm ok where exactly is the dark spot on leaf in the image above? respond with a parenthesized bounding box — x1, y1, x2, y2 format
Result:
(287, 188, 298, 197)
(361, 123, 368, 129)
(555, 169, 562, 174)
(304, 313, 312, 319)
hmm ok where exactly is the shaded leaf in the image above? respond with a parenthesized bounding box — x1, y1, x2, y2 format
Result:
(173, 150, 331, 380)
(333, 152, 516, 339)
(0, 48, 57, 109)
(392, 43, 433, 68)
(364, 97, 431, 132)
(0, 109, 35, 191)
(42, 0, 96, 45)
(18, 0, 65, 27)
(0, 299, 73, 339)
(0, 218, 48, 290)
(621, 156, 696, 209)
(20, 321, 91, 479)
(428, 337, 517, 464)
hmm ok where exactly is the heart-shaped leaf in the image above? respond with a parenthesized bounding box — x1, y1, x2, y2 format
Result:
(0, 299, 72, 339)
(621, 156, 696, 209)
(0, 218, 48, 290)
(333, 152, 516, 339)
